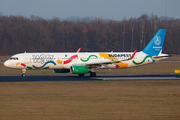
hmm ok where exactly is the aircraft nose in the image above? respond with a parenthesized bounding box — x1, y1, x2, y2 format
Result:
(4, 60, 10, 67)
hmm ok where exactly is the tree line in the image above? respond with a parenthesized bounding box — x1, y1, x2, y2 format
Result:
(0, 14, 180, 55)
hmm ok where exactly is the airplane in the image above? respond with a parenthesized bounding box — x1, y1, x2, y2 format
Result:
(4, 29, 169, 77)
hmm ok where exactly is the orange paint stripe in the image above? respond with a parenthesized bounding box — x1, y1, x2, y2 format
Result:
(16, 62, 20, 65)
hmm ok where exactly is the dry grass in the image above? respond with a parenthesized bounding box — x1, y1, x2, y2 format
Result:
(0, 56, 10, 62)
(0, 81, 180, 120)
(0, 62, 180, 76)
(0, 56, 180, 120)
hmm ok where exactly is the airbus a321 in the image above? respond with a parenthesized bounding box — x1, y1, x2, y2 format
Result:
(4, 29, 169, 77)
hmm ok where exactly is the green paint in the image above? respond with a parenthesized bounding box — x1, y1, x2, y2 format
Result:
(27, 66, 32, 69)
(80, 55, 98, 62)
(43, 66, 49, 69)
(132, 55, 152, 65)
(65, 54, 67, 57)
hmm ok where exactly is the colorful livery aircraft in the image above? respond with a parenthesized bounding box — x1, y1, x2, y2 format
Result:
(4, 29, 169, 77)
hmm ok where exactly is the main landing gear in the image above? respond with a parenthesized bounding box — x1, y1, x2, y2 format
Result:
(78, 68, 97, 77)
(78, 74, 85, 76)
(78, 72, 96, 77)
(90, 72, 96, 77)
(90, 68, 96, 77)
(22, 69, 26, 77)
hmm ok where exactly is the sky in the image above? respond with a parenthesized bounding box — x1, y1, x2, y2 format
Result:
(0, 0, 179, 21)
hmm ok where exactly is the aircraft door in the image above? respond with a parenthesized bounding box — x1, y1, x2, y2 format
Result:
(24, 55, 29, 64)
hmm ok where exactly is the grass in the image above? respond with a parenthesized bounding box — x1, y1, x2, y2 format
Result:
(0, 56, 10, 62)
(0, 56, 180, 119)
(0, 62, 180, 76)
(0, 81, 180, 120)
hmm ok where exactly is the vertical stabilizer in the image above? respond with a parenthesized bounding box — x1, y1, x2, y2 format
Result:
(142, 29, 167, 56)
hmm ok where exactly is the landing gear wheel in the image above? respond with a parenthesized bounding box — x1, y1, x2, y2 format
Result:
(22, 74, 26, 77)
(22, 69, 26, 77)
(90, 72, 96, 77)
(78, 74, 85, 77)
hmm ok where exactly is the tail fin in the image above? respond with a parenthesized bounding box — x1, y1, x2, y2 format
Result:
(142, 29, 167, 56)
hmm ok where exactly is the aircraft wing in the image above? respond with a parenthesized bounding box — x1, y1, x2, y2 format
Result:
(73, 50, 137, 68)
(73, 60, 126, 68)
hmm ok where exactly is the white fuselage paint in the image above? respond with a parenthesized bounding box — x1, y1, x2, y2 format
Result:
(4, 52, 165, 70)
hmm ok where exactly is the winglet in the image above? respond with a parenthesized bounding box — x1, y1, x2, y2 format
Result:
(123, 49, 137, 61)
(130, 49, 137, 59)
(77, 48, 81, 53)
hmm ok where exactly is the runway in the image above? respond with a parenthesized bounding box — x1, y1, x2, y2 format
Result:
(0, 74, 180, 82)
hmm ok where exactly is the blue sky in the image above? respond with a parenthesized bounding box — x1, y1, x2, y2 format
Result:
(0, 0, 179, 20)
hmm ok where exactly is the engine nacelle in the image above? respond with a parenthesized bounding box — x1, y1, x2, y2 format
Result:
(53, 69, 70, 73)
(70, 66, 89, 74)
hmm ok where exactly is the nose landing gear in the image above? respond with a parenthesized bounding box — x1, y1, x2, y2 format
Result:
(22, 69, 26, 77)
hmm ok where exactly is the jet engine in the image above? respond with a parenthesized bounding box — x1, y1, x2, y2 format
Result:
(70, 66, 89, 74)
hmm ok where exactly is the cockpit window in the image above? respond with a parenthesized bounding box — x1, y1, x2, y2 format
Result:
(10, 57, 19, 60)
